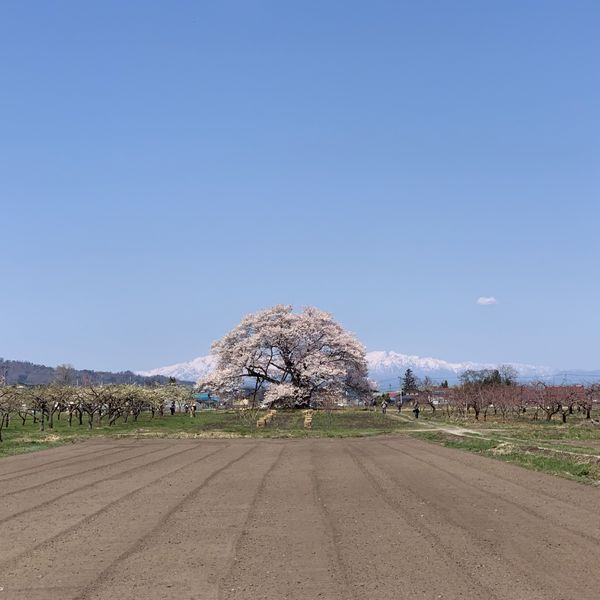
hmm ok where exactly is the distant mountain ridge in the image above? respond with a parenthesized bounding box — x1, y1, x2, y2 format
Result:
(4, 351, 596, 389)
(0, 358, 173, 386)
(138, 350, 599, 386)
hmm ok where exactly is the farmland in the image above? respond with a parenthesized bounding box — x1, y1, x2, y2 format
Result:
(1, 403, 599, 598)
(0, 436, 598, 599)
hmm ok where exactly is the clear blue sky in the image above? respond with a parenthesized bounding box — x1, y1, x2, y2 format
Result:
(1, 1, 599, 372)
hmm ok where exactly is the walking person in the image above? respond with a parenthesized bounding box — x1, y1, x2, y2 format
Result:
(413, 403, 420, 419)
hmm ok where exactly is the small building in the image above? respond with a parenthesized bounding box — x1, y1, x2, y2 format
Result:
(192, 392, 220, 408)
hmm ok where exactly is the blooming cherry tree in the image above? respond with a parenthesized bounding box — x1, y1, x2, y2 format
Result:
(199, 305, 370, 408)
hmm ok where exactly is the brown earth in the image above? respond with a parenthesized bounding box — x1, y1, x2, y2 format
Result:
(0, 437, 598, 600)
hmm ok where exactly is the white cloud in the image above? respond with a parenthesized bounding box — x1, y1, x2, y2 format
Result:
(477, 296, 498, 306)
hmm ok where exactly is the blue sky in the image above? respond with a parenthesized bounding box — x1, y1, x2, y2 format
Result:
(1, 1, 599, 372)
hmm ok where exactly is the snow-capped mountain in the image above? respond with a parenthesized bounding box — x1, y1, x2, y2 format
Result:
(365, 351, 553, 385)
(137, 350, 556, 385)
(139, 355, 217, 383)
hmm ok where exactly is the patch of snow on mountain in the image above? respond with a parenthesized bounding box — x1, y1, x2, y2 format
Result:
(366, 351, 552, 382)
(137, 355, 217, 383)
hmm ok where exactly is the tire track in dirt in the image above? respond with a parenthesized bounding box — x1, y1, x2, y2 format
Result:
(378, 439, 600, 544)
(81, 442, 283, 600)
(345, 442, 518, 600)
(74, 444, 260, 600)
(0, 443, 193, 525)
(0, 442, 228, 571)
(217, 442, 353, 600)
(216, 444, 286, 600)
(309, 442, 357, 600)
(310, 440, 491, 599)
(0, 443, 171, 498)
(0, 444, 127, 481)
(353, 439, 599, 599)
(0, 439, 122, 471)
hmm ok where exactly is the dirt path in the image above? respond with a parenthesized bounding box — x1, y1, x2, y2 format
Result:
(0, 437, 598, 599)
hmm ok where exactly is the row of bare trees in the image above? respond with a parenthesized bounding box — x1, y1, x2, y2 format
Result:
(0, 383, 194, 441)
(432, 382, 600, 422)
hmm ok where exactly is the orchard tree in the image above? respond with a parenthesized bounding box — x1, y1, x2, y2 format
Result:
(199, 305, 370, 408)
(0, 386, 19, 442)
(529, 383, 562, 421)
(581, 384, 599, 419)
(420, 376, 437, 415)
(45, 383, 73, 428)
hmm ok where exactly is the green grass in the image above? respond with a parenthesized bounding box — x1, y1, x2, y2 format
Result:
(0, 438, 66, 458)
(413, 429, 600, 485)
(0, 409, 412, 458)
(413, 408, 600, 440)
(415, 431, 499, 452)
(506, 452, 595, 480)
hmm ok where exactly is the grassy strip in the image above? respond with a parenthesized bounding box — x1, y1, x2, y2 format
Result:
(0, 409, 411, 458)
(0, 438, 67, 458)
(414, 430, 600, 485)
(414, 411, 600, 440)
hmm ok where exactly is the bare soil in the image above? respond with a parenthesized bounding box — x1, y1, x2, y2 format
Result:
(0, 437, 598, 599)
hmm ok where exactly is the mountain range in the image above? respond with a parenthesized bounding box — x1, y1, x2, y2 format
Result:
(0, 358, 173, 386)
(137, 351, 600, 386)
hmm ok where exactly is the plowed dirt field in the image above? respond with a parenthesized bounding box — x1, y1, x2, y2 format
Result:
(0, 437, 598, 599)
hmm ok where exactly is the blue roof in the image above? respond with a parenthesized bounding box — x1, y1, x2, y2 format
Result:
(193, 392, 219, 403)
